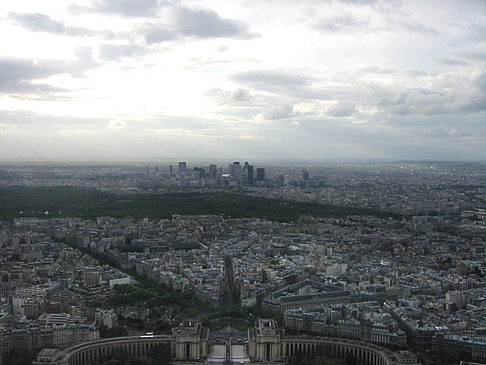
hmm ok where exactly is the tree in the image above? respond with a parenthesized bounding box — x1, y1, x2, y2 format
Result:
(150, 343, 172, 365)
(4, 349, 40, 365)
(310, 356, 335, 365)
(345, 353, 357, 365)
(111, 348, 129, 364)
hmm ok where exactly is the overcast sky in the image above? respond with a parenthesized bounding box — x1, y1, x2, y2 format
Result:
(0, 0, 485, 162)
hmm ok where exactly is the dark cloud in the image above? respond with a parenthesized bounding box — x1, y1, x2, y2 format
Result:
(0, 109, 104, 126)
(0, 58, 63, 95)
(377, 93, 407, 108)
(360, 66, 397, 74)
(142, 26, 178, 44)
(435, 58, 470, 66)
(474, 71, 486, 91)
(205, 88, 258, 109)
(465, 23, 486, 42)
(98, 44, 147, 60)
(393, 19, 439, 36)
(262, 103, 293, 120)
(380, 6, 439, 37)
(320, 0, 379, 4)
(457, 52, 486, 62)
(336, 0, 379, 4)
(326, 101, 356, 117)
(138, 6, 258, 44)
(232, 70, 310, 91)
(403, 69, 427, 77)
(231, 69, 336, 101)
(0, 50, 99, 97)
(231, 88, 253, 102)
(374, 78, 486, 117)
(9, 12, 92, 36)
(71, 0, 164, 17)
(169, 6, 251, 39)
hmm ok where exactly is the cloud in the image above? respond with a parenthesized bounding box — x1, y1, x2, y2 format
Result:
(137, 6, 258, 44)
(205, 88, 258, 110)
(74, 47, 94, 63)
(9, 12, 92, 36)
(0, 110, 108, 128)
(107, 119, 128, 129)
(435, 58, 470, 66)
(0, 57, 63, 95)
(316, 0, 379, 4)
(231, 69, 336, 101)
(360, 66, 397, 74)
(474, 71, 486, 91)
(326, 101, 356, 117)
(0, 51, 99, 98)
(314, 14, 369, 32)
(142, 26, 178, 44)
(72, 0, 164, 17)
(168, 6, 253, 39)
(374, 78, 486, 117)
(457, 52, 486, 62)
(231, 88, 253, 102)
(232, 69, 311, 92)
(333, 0, 379, 4)
(392, 19, 439, 36)
(465, 23, 486, 42)
(262, 103, 294, 120)
(98, 44, 147, 60)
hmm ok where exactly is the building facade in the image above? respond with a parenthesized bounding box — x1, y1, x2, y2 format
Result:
(33, 319, 413, 365)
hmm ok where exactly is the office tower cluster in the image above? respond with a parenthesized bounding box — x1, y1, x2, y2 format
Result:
(140, 162, 320, 189)
(163, 161, 267, 187)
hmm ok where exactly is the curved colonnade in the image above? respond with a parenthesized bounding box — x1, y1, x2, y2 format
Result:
(39, 335, 396, 365)
(62, 336, 174, 365)
(280, 337, 395, 365)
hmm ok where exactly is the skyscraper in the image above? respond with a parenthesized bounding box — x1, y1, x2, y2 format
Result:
(193, 167, 205, 179)
(256, 168, 265, 181)
(233, 162, 242, 183)
(178, 162, 187, 174)
(247, 165, 254, 185)
(209, 164, 217, 179)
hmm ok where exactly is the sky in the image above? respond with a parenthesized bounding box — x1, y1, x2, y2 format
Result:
(0, 0, 485, 162)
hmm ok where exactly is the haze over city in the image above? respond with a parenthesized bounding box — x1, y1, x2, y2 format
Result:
(1, 0, 485, 162)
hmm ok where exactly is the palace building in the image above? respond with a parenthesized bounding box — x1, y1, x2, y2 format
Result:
(34, 319, 418, 365)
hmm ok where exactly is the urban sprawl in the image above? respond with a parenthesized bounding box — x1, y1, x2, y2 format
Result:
(0, 161, 485, 365)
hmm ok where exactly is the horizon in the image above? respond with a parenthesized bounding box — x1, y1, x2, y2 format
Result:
(1, 157, 485, 166)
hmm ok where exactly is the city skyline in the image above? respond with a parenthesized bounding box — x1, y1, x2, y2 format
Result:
(1, 0, 486, 162)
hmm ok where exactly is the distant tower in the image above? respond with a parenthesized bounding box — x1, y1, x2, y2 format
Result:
(233, 162, 242, 182)
(209, 164, 217, 179)
(302, 170, 309, 181)
(256, 168, 265, 181)
(178, 162, 187, 174)
(169, 165, 174, 178)
(247, 165, 254, 186)
(193, 167, 205, 179)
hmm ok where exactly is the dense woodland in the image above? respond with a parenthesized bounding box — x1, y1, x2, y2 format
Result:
(0, 187, 397, 222)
